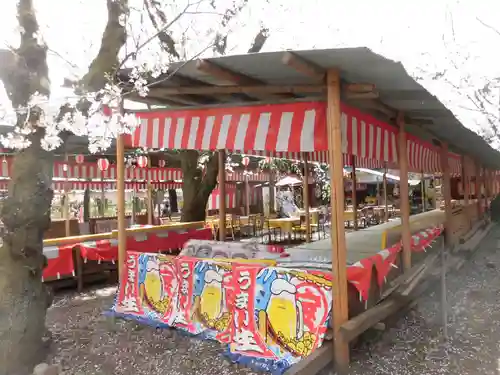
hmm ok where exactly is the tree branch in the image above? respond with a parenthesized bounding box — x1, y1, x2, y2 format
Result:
(247, 26, 269, 53)
(476, 17, 500, 38)
(80, 0, 129, 92)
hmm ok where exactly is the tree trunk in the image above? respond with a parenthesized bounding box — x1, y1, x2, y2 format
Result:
(179, 151, 219, 222)
(0, 144, 54, 375)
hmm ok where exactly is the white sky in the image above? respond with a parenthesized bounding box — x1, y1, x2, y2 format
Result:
(0, 0, 499, 141)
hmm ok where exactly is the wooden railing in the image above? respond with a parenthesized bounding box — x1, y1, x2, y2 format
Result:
(43, 221, 206, 247)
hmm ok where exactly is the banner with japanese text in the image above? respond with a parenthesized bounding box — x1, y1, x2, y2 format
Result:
(112, 252, 333, 374)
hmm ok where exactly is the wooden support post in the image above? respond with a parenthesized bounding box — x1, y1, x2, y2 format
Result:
(116, 134, 126, 278)
(269, 167, 275, 214)
(483, 167, 488, 212)
(351, 156, 358, 230)
(397, 113, 412, 272)
(147, 157, 153, 225)
(421, 171, 426, 213)
(100, 173, 105, 217)
(218, 150, 226, 241)
(475, 162, 481, 217)
(326, 69, 350, 371)
(383, 163, 389, 222)
(245, 174, 250, 216)
(64, 154, 71, 237)
(462, 155, 470, 230)
(440, 143, 453, 245)
(303, 154, 311, 242)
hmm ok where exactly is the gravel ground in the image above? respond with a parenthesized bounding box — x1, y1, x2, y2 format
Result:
(323, 225, 500, 375)
(46, 287, 258, 375)
(45, 224, 500, 375)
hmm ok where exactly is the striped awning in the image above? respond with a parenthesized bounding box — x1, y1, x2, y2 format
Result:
(129, 101, 398, 165)
(208, 186, 237, 210)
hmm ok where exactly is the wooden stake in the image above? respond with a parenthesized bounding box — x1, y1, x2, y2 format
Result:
(218, 150, 226, 241)
(326, 69, 350, 371)
(352, 156, 358, 231)
(303, 154, 311, 242)
(397, 113, 412, 272)
(116, 134, 126, 278)
(440, 143, 453, 245)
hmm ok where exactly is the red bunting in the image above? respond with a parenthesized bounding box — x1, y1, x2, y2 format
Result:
(371, 243, 401, 287)
(79, 239, 118, 262)
(346, 258, 373, 301)
(42, 244, 75, 280)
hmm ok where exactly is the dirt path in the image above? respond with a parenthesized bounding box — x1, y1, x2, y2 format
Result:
(329, 226, 500, 375)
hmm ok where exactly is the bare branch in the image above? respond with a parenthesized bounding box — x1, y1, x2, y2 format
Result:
(476, 17, 500, 38)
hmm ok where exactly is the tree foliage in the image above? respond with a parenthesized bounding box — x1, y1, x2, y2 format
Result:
(0, 0, 271, 372)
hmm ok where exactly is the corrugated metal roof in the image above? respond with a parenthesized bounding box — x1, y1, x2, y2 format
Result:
(136, 47, 500, 169)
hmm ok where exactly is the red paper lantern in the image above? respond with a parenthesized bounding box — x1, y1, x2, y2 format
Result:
(75, 154, 85, 164)
(241, 156, 250, 167)
(97, 158, 110, 171)
(158, 159, 166, 168)
(136, 155, 148, 168)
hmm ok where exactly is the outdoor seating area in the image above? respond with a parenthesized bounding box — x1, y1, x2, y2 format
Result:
(0, 47, 497, 375)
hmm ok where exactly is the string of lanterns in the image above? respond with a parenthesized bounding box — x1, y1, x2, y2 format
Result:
(73, 154, 167, 171)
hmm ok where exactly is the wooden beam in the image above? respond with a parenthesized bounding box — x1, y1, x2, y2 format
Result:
(196, 59, 290, 100)
(340, 299, 403, 343)
(344, 91, 379, 100)
(150, 84, 323, 96)
(286, 342, 332, 375)
(326, 69, 350, 372)
(197, 59, 262, 85)
(397, 112, 412, 272)
(343, 83, 376, 93)
(281, 51, 325, 81)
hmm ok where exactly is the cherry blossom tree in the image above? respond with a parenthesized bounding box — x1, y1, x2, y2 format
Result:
(0, 0, 268, 372)
(413, 16, 500, 149)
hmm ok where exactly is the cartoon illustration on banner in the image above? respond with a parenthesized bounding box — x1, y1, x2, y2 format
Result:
(192, 261, 233, 342)
(229, 264, 332, 371)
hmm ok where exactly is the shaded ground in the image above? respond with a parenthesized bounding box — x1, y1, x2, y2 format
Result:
(331, 225, 500, 375)
(46, 288, 258, 375)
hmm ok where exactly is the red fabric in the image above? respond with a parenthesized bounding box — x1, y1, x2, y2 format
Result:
(267, 244, 285, 253)
(371, 243, 401, 287)
(42, 244, 75, 280)
(346, 258, 373, 301)
(154, 231, 181, 252)
(410, 226, 443, 252)
(79, 240, 118, 261)
(126, 234, 157, 253)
